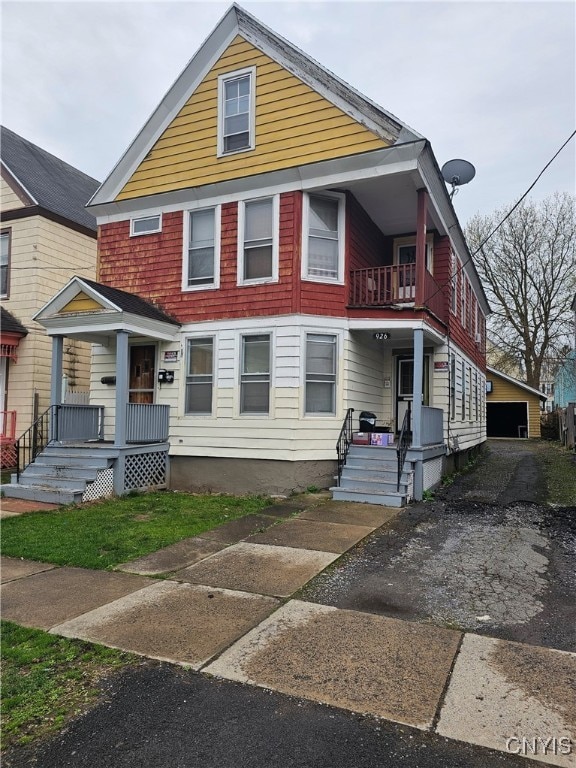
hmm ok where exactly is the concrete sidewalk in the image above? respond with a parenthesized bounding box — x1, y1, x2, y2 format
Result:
(1, 497, 574, 766)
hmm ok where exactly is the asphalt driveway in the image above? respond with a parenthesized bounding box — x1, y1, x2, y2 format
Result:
(301, 440, 576, 651)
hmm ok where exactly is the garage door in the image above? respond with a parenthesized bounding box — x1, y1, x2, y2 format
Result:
(487, 402, 528, 438)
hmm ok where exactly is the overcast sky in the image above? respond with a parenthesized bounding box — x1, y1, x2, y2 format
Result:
(1, 0, 574, 225)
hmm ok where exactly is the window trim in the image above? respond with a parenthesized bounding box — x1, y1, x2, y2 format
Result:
(217, 66, 256, 158)
(182, 205, 221, 292)
(237, 195, 279, 286)
(301, 191, 346, 285)
(1, 228, 11, 298)
(184, 335, 216, 416)
(239, 332, 272, 416)
(304, 332, 338, 416)
(130, 214, 162, 237)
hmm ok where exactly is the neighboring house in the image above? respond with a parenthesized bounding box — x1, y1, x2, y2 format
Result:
(485, 367, 546, 439)
(0, 126, 100, 466)
(554, 295, 576, 409)
(6, 5, 490, 505)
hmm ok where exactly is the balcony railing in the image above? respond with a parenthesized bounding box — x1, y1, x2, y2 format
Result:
(349, 266, 447, 321)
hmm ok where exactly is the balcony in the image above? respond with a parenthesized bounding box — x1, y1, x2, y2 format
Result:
(349, 265, 446, 321)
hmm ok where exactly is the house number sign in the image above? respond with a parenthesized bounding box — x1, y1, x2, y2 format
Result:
(373, 332, 391, 340)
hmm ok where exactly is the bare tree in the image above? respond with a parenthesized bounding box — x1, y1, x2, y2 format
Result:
(466, 192, 576, 390)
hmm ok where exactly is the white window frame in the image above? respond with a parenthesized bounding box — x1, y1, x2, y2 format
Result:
(217, 66, 256, 158)
(1, 230, 10, 298)
(182, 205, 221, 292)
(239, 333, 272, 416)
(184, 336, 216, 416)
(304, 332, 338, 416)
(130, 214, 162, 237)
(237, 195, 279, 286)
(450, 251, 458, 314)
(302, 191, 346, 284)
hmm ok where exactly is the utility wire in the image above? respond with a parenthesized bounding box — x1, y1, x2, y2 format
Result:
(423, 128, 576, 306)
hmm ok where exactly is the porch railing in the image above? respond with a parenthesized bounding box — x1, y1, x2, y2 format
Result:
(15, 404, 104, 479)
(56, 405, 104, 442)
(349, 265, 416, 306)
(1, 410, 17, 439)
(396, 402, 411, 492)
(126, 403, 170, 443)
(421, 406, 444, 446)
(336, 408, 355, 484)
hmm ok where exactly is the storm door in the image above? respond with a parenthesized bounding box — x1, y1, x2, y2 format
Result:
(129, 345, 156, 404)
(395, 356, 430, 432)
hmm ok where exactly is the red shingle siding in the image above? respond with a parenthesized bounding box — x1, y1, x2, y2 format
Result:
(347, 193, 386, 271)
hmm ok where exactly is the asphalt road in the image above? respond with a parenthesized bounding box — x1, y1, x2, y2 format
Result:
(7, 663, 531, 768)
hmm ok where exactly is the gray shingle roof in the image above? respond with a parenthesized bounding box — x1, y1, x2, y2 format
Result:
(80, 278, 180, 326)
(1, 306, 28, 336)
(1, 126, 100, 232)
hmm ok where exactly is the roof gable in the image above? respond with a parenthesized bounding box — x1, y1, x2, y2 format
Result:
(90, 4, 422, 207)
(0, 126, 100, 231)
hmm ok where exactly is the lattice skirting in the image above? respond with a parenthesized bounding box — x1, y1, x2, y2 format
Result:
(423, 456, 444, 490)
(83, 468, 114, 502)
(124, 450, 167, 492)
(0, 441, 17, 470)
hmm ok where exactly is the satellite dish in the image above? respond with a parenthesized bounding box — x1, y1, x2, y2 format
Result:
(441, 159, 476, 199)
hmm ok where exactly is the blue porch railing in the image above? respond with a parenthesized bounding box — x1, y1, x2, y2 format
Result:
(126, 403, 170, 443)
(421, 406, 444, 446)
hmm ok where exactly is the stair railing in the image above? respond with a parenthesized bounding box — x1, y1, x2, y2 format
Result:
(336, 408, 355, 485)
(15, 405, 55, 481)
(396, 403, 412, 492)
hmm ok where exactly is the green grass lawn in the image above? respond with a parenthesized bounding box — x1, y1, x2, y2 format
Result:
(0, 491, 271, 569)
(1, 621, 140, 750)
(537, 441, 576, 505)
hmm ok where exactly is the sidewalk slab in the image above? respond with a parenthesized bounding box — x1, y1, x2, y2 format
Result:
(205, 599, 462, 730)
(437, 634, 576, 767)
(117, 537, 227, 575)
(175, 543, 339, 597)
(197, 514, 280, 544)
(245, 519, 373, 554)
(0, 498, 60, 515)
(0, 556, 57, 583)
(296, 501, 398, 528)
(0, 567, 153, 630)
(52, 582, 279, 669)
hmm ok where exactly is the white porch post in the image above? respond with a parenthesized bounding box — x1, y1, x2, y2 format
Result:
(114, 330, 129, 447)
(412, 327, 424, 500)
(50, 335, 64, 441)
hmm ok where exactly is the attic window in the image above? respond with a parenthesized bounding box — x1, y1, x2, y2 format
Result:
(131, 214, 162, 236)
(218, 67, 255, 156)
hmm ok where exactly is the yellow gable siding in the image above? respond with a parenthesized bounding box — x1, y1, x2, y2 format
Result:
(487, 374, 542, 438)
(117, 37, 388, 200)
(59, 292, 103, 313)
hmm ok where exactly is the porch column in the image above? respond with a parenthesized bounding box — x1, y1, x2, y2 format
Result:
(114, 330, 129, 447)
(414, 188, 428, 307)
(412, 327, 424, 501)
(412, 328, 424, 448)
(49, 335, 64, 441)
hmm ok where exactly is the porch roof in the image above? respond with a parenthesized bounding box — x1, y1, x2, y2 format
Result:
(33, 276, 181, 343)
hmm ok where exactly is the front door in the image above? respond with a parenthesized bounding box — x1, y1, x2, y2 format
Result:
(129, 345, 155, 404)
(395, 356, 430, 432)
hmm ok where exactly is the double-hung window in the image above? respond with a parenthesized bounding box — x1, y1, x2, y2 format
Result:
(185, 338, 214, 414)
(0, 230, 9, 297)
(218, 68, 255, 156)
(305, 334, 337, 414)
(303, 193, 344, 282)
(240, 334, 270, 414)
(239, 196, 277, 283)
(186, 207, 219, 288)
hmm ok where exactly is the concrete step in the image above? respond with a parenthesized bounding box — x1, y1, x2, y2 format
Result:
(330, 486, 406, 507)
(342, 464, 409, 480)
(1, 483, 83, 505)
(348, 445, 397, 458)
(42, 444, 119, 459)
(339, 476, 409, 494)
(20, 464, 103, 481)
(13, 474, 88, 492)
(34, 454, 113, 469)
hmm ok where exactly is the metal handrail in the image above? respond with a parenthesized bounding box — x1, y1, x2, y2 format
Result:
(336, 408, 355, 484)
(396, 403, 412, 492)
(16, 405, 54, 481)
